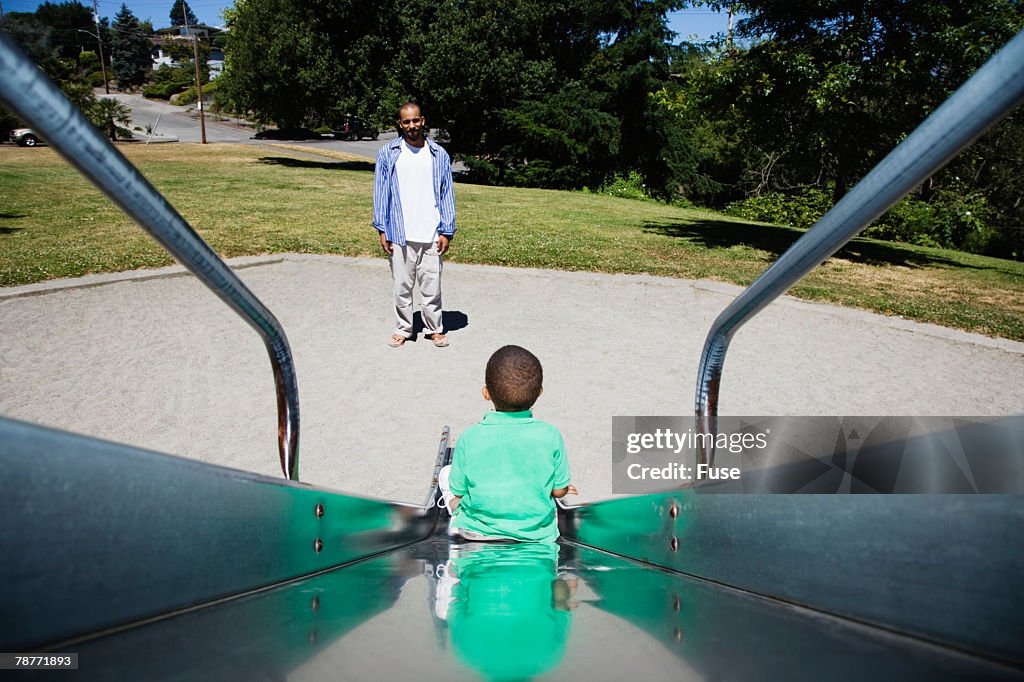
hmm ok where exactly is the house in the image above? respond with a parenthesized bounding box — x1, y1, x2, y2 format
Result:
(150, 25, 226, 77)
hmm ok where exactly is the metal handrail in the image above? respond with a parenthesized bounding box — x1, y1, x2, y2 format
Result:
(0, 32, 301, 481)
(695, 29, 1024, 470)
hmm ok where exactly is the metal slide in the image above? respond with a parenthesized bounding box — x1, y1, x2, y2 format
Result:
(1, 26, 1023, 681)
(2, 418, 1020, 679)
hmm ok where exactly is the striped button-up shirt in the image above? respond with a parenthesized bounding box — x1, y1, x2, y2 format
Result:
(373, 136, 456, 246)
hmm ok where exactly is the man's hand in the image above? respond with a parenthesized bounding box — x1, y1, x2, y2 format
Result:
(379, 231, 393, 255)
(436, 233, 451, 255)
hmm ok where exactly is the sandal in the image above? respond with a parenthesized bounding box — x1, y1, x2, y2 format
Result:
(389, 334, 407, 348)
(430, 333, 449, 348)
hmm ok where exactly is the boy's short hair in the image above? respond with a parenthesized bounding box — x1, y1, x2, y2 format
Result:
(486, 345, 543, 412)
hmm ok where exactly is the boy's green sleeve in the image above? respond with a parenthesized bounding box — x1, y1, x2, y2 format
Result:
(552, 433, 571, 489)
(449, 436, 469, 496)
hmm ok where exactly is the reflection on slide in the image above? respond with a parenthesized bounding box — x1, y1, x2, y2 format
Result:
(431, 541, 576, 680)
(33, 535, 1018, 680)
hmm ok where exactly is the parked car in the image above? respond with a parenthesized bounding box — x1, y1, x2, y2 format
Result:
(332, 116, 378, 141)
(9, 128, 42, 147)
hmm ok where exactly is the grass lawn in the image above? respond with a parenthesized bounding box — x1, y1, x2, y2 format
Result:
(2, 143, 1022, 340)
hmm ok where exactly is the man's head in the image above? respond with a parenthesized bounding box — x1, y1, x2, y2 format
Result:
(484, 345, 544, 412)
(397, 102, 425, 146)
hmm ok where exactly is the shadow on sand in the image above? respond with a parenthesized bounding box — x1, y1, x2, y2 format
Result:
(411, 310, 469, 336)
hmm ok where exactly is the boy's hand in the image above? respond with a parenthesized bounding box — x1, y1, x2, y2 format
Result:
(552, 484, 578, 499)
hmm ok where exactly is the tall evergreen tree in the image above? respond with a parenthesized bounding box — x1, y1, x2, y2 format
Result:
(110, 5, 152, 88)
(169, 0, 199, 27)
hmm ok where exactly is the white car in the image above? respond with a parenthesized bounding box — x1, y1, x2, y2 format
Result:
(9, 128, 42, 146)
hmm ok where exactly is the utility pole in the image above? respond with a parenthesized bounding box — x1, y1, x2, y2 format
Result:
(182, 4, 207, 144)
(91, 0, 109, 94)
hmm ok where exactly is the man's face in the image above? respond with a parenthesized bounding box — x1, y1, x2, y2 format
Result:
(398, 106, 425, 144)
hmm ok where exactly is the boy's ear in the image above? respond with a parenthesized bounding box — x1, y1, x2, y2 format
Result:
(482, 386, 491, 401)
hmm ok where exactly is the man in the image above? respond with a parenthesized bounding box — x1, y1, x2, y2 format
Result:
(373, 102, 456, 348)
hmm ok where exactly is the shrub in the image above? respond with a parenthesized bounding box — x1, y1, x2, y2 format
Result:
(870, 190, 997, 253)
(78, 50, 99, 73)
(867, 200, 940, 247)
(143, 81, 188, 100)
(724, 187, 832, 229)
(727, 184, 1002, 255)
(142, 82, 169, 99)
(598, 171, 654, 201)
(151, 64, 180, 84)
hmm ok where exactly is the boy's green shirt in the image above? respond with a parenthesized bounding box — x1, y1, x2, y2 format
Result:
(448, 410, 571, 543)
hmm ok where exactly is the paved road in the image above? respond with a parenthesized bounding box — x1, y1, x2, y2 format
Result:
(106, 92, 390, 158)
(105, 93, 252, 144)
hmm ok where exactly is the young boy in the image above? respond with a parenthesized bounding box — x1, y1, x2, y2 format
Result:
(438, 345, 577, 543)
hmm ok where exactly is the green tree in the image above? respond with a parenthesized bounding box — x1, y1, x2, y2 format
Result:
(595, 0, 697, 199)
(1, 12, 56, 66)
(943, 113, 1024, 257)
(110, 5, 153, 89)
(169, 0, 199, 27)
(1, 10, 99, 130)
(469, 85, 621, 189)
(398, 0, 697, 196)
(696, 0, 1024, 199)
(221, 0, 346, 128)
(221, 0, 699, 197)
(90, 97, 133, 141)
(35, 1, 94, 61)
(685, 0, 1024, 256)
(162, 38, 211, 83)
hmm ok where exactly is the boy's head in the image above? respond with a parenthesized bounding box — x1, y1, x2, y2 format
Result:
(484, 345, 543, 412)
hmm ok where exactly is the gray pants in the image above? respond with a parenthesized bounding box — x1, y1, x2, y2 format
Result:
(389, 242, 443, 338)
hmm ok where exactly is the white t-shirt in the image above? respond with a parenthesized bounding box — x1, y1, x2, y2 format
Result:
(395, 140, 441, 244)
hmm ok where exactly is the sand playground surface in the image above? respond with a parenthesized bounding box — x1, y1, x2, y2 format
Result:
(2, 254, 1022, 503)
